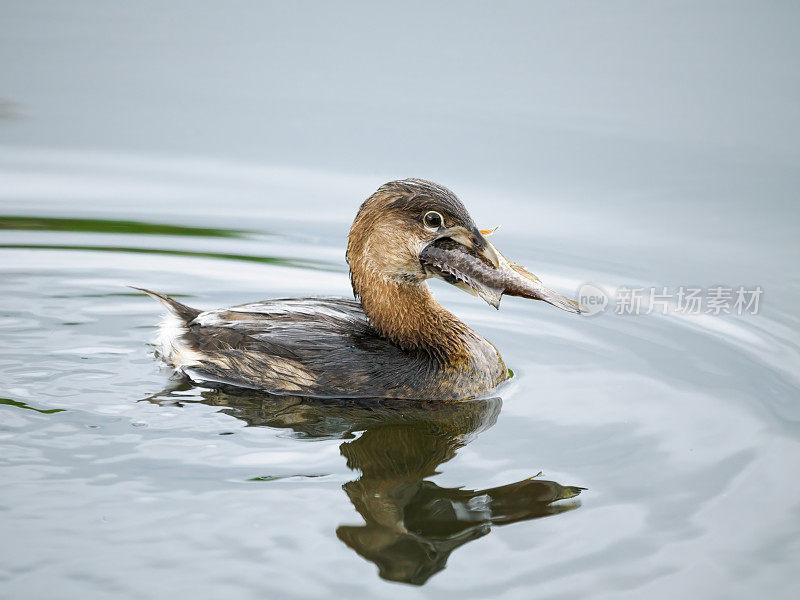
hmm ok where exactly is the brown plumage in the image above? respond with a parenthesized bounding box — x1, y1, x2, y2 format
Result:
(137, 178, 583, 400)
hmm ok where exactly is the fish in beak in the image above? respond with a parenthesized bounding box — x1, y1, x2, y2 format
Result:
(420, 226, 585, 314)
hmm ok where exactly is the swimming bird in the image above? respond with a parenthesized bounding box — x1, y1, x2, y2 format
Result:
(136, 179, 583, 400)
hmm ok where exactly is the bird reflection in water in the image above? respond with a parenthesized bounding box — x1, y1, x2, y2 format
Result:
(145, 385, 584, 586)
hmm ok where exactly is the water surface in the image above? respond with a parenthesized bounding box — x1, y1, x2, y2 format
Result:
(1, 2, 799, 599)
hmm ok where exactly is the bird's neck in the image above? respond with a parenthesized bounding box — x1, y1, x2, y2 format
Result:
(354, 276, 475, 364)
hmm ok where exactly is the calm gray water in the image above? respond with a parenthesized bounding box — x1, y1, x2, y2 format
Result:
(1, 2, 799, 598)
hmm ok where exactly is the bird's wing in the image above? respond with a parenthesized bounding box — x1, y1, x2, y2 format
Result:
(163, 297, 427, 397)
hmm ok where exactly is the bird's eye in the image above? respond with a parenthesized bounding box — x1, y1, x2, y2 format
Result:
(423, 211, 443, 230)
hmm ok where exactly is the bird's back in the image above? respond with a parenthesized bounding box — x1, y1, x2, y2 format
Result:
(151, 294, 452, 398)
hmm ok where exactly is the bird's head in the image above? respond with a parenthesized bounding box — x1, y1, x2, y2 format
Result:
(346, 179, 583, 313)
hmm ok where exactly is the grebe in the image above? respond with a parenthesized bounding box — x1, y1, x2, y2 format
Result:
(137, 179, 583, 400)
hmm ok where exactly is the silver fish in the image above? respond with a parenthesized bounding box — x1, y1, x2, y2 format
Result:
(421, 239, 585, 313)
